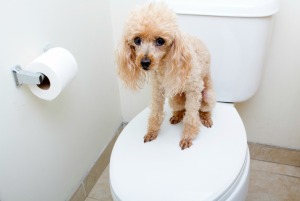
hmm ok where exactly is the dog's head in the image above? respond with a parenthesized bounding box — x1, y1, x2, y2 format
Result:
(117, 3, 191, 91)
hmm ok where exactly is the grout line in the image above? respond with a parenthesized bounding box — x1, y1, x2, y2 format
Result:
(253, 169, 300, 179)
(253, 159, 300, 168)
(86, 197, 101, 201)
(248, 142, 300, 152)
(251, 159, 300, 178)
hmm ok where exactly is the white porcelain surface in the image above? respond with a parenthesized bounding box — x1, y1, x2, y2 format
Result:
(176, 15, 274, 103)
(162, 0, 279, 17)
(110, 103, 248, 201)
(159, 0, 279, 103)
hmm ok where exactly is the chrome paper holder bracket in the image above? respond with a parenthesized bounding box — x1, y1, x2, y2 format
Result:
(12, 65, 45, 87)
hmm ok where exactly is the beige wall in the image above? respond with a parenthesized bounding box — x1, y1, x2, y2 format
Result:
(0, 0, 122, 200)
(236, 0, 300, 150)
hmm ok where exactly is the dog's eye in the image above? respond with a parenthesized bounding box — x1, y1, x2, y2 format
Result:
(155, 37, 165, 46)
(134, 37, 142, 45)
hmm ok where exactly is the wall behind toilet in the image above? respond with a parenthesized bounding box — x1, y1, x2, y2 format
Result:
(0, 0, 122, 201)
(110, 0, 152, 121)
(112, 0, 300, 150)
(236, 0, 300, 150)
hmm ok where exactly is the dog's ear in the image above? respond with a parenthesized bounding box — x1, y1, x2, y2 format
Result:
(116, 38, 145, 90)
(165, 31, 192, 93)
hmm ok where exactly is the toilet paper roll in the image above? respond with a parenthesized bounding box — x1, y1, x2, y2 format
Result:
(25, 47, 78, 101)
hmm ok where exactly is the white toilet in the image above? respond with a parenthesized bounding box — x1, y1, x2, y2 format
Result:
(110, 0, 279, 200)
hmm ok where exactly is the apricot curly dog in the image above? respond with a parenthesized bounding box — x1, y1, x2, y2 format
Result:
(117, 3, 216, 149)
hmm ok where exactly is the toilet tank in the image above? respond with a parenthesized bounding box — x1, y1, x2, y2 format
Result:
(164, 0, 279, 102)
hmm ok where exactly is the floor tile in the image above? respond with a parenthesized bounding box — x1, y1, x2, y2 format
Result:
(70, 183, 87, 201)
(250, 159, 300, 178)
(248, 142, 300, 167)
(85, 166, 112, 201)
(84, 198, 100, 201)
(247, 167, 300, 201)
(247, 143, 300, 200)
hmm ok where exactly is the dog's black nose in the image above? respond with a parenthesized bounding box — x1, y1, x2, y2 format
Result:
(140, 57, 151, 70)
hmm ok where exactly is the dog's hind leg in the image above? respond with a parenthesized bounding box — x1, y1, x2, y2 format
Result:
(199, 74, 216, 128)
(169, 93, 186, 124)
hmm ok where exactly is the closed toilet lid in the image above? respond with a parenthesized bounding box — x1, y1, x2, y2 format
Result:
(110, 102, 248, 201)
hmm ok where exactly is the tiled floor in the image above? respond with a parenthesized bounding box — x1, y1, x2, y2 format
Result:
(84, 165, 112, 201)
(247, 160, 300, 201)
(84, 144, 300, 201)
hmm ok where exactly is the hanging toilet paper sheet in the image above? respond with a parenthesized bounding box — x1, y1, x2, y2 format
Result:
(25, 47, 78, 101)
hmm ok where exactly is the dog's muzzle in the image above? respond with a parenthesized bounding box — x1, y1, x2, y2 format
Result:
(140, 57, 151, 70)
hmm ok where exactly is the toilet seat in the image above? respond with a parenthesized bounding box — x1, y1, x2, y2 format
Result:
(110, 102, 249, 201)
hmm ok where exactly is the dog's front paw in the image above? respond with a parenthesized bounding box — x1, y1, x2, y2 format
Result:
(179, 138, 193, 150)
(144, 131, 158, 143)
(199, 111, 213, 128)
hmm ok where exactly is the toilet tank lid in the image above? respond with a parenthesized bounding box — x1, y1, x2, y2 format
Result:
(161, 0, 279, 17)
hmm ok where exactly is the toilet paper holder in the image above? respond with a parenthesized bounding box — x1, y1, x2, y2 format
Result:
(12, 65, 45, 87)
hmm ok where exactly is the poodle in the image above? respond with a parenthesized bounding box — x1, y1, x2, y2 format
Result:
(116, 2, 216, 150)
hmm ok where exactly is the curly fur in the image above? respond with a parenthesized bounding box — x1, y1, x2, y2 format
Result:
(117, 2, 216, 149)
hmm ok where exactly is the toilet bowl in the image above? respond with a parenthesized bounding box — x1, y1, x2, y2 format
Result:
(110, 0, 279, 200)
(110, 102, 250, 201)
